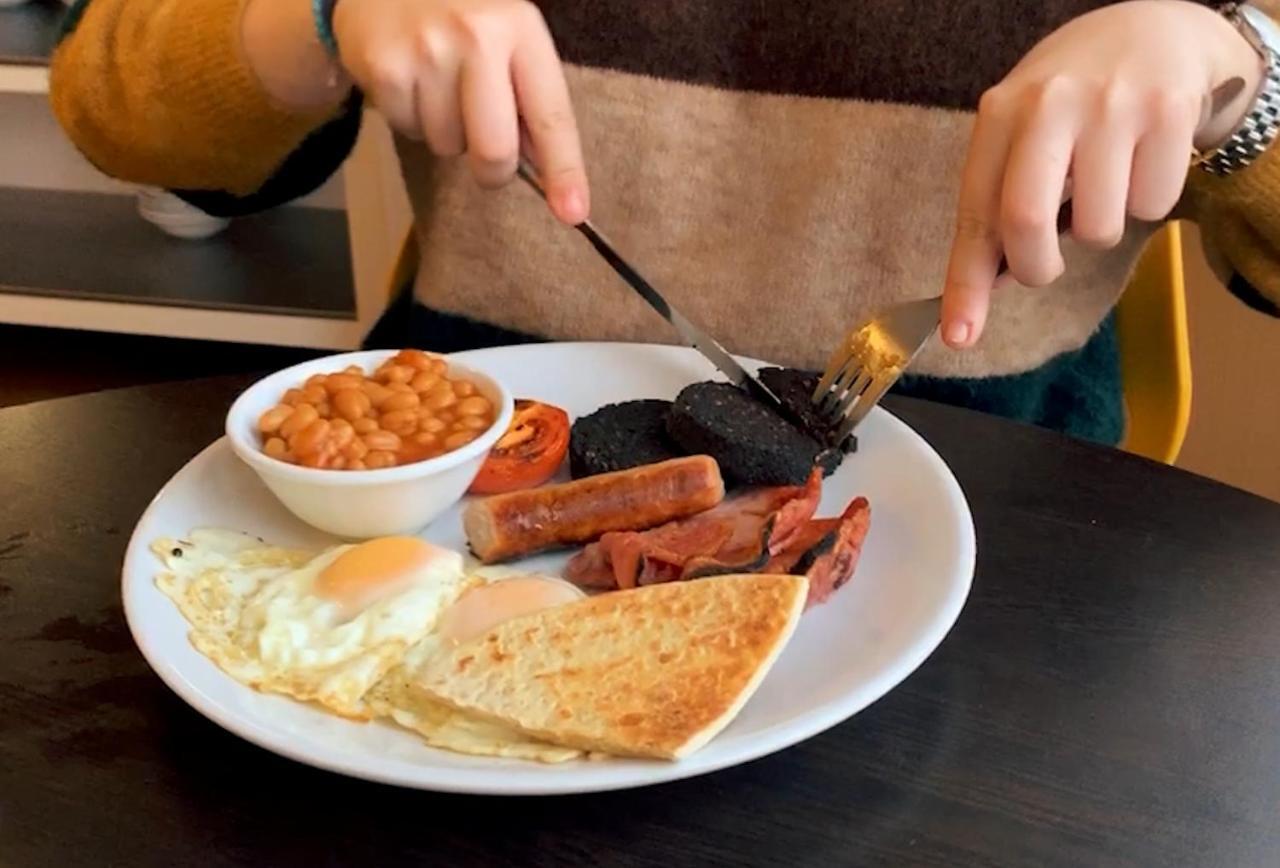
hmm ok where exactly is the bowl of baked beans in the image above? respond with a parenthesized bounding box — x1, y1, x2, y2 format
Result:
(226, 349, 514, 539)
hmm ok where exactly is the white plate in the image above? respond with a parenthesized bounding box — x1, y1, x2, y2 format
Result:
(122, 343, 975, 795)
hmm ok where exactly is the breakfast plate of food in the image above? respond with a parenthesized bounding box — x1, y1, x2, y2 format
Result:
(121, 342, 975, 794)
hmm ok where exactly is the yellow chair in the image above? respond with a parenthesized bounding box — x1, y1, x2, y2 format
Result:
(383, 224, 1193, 463)
(1115, 221, 1192, 464)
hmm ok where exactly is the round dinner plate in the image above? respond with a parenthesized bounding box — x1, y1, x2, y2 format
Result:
(122, 342, 976, 795)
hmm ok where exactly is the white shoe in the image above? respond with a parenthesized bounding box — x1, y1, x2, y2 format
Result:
(136, 188, 231, 240)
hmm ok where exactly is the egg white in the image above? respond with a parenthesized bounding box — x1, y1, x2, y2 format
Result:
(152, 529, 469, 719)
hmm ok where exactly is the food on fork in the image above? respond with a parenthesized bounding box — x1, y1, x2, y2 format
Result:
(667, 382, 842, 487)
(755, 367, 857, 454)
(568, 399, 681, 478)
(468, 400, 570, 495)
(414, 574, 809, 760)
(255, 349, 497, 470)
(463, 455, 726, 563)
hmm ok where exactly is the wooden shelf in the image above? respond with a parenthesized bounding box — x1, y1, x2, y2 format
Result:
(0, 1, 62, 67)
(0, 187, 356, 320)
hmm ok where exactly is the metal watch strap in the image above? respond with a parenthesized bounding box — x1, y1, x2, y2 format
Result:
(1196, 3, 1280, 176)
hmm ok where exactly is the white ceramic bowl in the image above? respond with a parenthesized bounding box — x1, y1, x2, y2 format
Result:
(226, 350, 514, 539)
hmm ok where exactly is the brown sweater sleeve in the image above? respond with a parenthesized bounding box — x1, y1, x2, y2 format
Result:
(49, 0, 345, 198)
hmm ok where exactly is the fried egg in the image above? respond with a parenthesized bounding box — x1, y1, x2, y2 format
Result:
(153, 530, 469, 719)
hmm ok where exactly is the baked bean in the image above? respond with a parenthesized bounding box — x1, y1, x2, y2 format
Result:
(303, 384, 327, 405)
(444, 430, 479, 450)
(436, 410, 455, 424)
(352, 417, 378, 435)
(325, 373, 362, 394)
(396, 349, 436, 371)
(423, 389, 457, 411)
(457, 414, 491, 432)
(344, 365, 363, 375)
(382, 390, 421, 412)
(290, 418, 331, 457)
(333, 388, 370, 422)
(282, 388, 305, 407)
(330, 418, 355, 448)
(429, 358, 448, 375)
(456, 395, 491, 417)
(305, 374, 328, 390)
(264, 436, 288, 458)
(259, 405, 292, 434)
(418, 416, 447, 434)
(410, 370, 440, 392)
(386, 381, 416, 395)
(413, 431, 439, 448)
(365, 450, 397, 469)
(364, 383, 395, 409)
(362, 430, 402, 452)
(279, 404, 319, 439)
(315, 401, 332, 419)
(299, 451, 328, 469)
(381, 364, 414, 384)
(453, 380, 477, 398)
(330, 455, 347, 470)
(380, 410, 418, 436)
(348, 459, 368, 471)
(341, 437, 369, 460)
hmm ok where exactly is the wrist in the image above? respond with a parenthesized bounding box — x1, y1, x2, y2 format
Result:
(242, 0, 351, 113)
(1194, 2, 1269, 150)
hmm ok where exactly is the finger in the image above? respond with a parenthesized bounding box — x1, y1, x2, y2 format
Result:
(353, 54, 422, 140)
(1129, 90, 1198, 221)
(999, 88, 1078, 287)
(1070, 89, 1137, 249)
(459, 51, 519, 185)
(941, 88, 1016, 348)
(414, 42, 465, 156)
(511, 12, 589, 224)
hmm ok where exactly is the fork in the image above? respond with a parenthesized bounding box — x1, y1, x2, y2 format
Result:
(812, 202, 1073, 445)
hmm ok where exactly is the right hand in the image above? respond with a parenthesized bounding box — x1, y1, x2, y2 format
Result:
(332, 0, 589, 224)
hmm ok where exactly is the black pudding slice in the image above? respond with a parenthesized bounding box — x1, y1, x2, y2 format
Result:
(757, 366, 857, 456)
(666, 381, 840, 487)
(569, 399, 681, 478)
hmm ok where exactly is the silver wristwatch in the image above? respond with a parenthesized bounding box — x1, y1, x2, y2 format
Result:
(1195, 3, 1280, 176)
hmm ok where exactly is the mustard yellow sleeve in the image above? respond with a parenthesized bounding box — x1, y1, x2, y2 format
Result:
(1185, 141, 1280, 313)
(49, 0, 348, 200)
(1182, 2, 1280, 314)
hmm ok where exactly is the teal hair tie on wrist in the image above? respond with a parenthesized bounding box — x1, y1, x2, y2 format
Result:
(313, 0, 339, 56)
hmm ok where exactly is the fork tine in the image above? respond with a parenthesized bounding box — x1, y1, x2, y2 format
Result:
(832, 366, 874, 418)
(813, 331, 865, 401)
(819, 359, 865, 420)
(836, 372, 895, 441)
(816, 356, 856, 416)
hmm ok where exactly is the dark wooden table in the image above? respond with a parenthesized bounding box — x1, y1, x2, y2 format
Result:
(3, 379, 1279, 867)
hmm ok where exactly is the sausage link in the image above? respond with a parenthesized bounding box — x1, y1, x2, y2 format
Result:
(463, 455, 724, 563)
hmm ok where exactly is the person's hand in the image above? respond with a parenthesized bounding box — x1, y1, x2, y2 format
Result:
(332, 0, 588, 224)
(940, 0, 1265, 348)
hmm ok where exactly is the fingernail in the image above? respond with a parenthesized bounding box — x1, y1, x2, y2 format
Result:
(558, 190, 586, 225)
(943, 321, 971, 347)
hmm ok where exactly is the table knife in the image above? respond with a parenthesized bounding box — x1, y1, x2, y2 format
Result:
(515, 162, 796, 422)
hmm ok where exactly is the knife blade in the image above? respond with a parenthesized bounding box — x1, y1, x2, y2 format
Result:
(514, 162, 796, 422)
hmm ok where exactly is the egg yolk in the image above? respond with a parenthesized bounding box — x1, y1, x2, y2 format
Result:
(316, 536, 443, 617)
(436, 576, 584, 645)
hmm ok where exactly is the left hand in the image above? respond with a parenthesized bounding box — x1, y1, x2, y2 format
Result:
(941, 0, 1265, 348)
